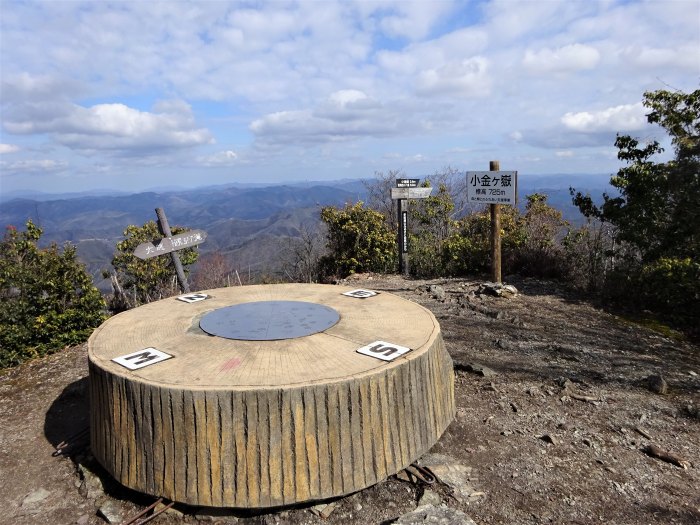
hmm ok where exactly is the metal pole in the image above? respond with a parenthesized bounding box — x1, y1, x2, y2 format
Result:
(155, 207, 191, 294)
(489, 161, 502, 283)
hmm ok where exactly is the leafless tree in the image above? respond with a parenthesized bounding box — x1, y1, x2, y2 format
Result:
(192, 251, 235, 290)
(363, 169, 405, 231)
(280, 224, 326, 283)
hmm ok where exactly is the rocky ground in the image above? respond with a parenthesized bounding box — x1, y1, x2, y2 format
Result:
(1, 275, 699, 525)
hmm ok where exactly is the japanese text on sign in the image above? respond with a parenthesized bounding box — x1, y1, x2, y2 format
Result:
(396, 178, 420, 188)
(466, 171, 517, 205)
(134, 229, 208, 259)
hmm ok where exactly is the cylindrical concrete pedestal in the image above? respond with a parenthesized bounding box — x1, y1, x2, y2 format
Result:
(88, 284, 454, 508)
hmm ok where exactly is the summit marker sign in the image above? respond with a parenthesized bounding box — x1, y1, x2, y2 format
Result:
(466, 171, 517, 205)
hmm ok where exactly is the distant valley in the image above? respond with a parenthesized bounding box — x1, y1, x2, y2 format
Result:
(0, 174, 613, 291)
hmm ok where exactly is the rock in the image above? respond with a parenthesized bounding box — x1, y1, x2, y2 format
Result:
(155, 501, 184, 518)
(394, 504, 478, 525)
(418, 454, 478, 503)
(646, 374, 668, 394)
(556, 377, 573, 389)
(310, 501, 337, 518)
(527, 386, 543, 397)
(429, 285, 446, 301)
(97, 500, 124, 524)
(194, 507, 239, 521)
(396, 469, 412, 482)
(21, 487, 51, 508)
(494, 338, 511, 349)
(684, 404, 699, 420)
(501, 284, 519, 296)
(78, 464, 105, 500)
(458, 362, 497, 377)
(76, 515, 90, 525)
(482, 382, 498, 392)
(477, 282, 518, 298)
(538, 434, 558, 445)
(418, 489, 442, 507)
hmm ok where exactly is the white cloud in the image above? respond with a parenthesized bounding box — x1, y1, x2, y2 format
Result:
(0, 1, 698, 192)
(482, 0, 595, 43)
(416, 57, 491, 97)
(523, 44, 600, 73)
(0, 144, 20, 154)
(0, 73, 81, 103)
(375, 0, 455, 40)
(250, 90, 415, 145)
(0, 159, 67, 173)
(555, 150, 575, 158)
(197, 150, 238, 166)
(4, 100, 213, 153)
(618, 44, 700, 70)
(561, 102, 647, 133)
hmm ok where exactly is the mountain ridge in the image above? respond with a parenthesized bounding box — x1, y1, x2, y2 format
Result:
(0, 175, 613, 289)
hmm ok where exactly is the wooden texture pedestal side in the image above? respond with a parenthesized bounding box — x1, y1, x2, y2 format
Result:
(88, 284, 455, 508)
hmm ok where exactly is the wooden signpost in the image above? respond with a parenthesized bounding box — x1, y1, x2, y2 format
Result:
(133, 207, 207, 294)
(466, 161, 518, 283)
(390, 180, 432, 276)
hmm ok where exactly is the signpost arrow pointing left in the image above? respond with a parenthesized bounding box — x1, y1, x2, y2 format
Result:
(134, 229, 208, 260)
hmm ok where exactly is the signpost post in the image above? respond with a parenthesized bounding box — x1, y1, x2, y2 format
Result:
(133, 207, 208, 294)
(390, 180, 432, 276)
(466, 162, 517, 283)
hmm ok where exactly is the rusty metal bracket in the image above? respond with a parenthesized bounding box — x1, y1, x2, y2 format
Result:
(53, 427, 90, 457)
(123, 497, 175, 525)
(404, 463, 436, 484)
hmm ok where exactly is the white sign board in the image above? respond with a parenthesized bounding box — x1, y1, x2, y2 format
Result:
(356, 340, 412, 361)
(112, 348, 173, 370)
(391, 187, 433, 200)
(466, 171, 517, 205)
(176, 293, 209, 303)
(396, 178, 420, 188)
(342, 289, 378, 299)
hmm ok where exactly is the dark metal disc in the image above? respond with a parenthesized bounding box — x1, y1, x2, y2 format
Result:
(199, 300, 340, 341)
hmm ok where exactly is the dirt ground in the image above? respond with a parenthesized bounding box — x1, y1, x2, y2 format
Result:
(1, 276, 699, 525)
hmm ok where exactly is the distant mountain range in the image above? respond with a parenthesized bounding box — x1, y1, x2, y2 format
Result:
(0, 174, 613, 291)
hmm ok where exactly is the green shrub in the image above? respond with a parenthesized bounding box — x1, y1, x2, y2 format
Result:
(441, 205, 524, 277)
(638, 257, 699, 324)
(408, 182, 455, 277)
(0, 221, 106, 368)
(318, 202, 396, 278)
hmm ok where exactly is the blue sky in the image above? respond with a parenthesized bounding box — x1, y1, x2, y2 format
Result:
(1, 0, 698, 194)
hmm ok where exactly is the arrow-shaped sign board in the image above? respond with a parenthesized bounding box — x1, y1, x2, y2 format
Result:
(395, 178, 420, 188)
(390, 187, 433, 200)
(134, 229, 208, 260)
